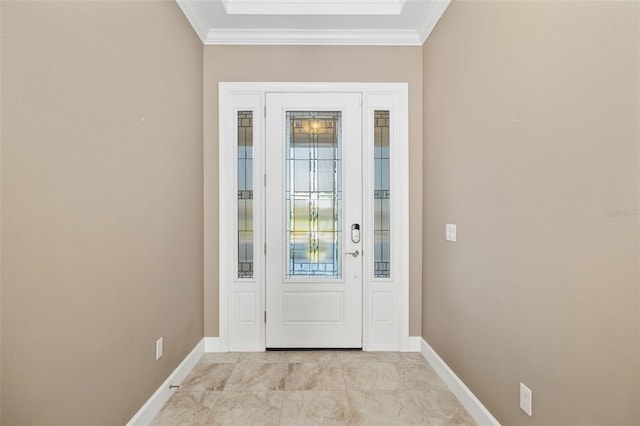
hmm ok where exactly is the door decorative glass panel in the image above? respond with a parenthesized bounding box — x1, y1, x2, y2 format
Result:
(237, 111, 254, 278)
(285, 112, 342, 278)
(374, 111, 390, 278)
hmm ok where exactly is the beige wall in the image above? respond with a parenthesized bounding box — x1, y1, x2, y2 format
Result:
(0, 1, 203, 424)
(1, 2, 4, 422)
(423, 1, 639, 425)
(5, 0, 637, 423)
(203, 45, 424, 337)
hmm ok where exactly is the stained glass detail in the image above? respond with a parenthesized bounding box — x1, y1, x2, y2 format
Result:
(374, 111, 390, 278)
(238, 111, 253, 278)
(286, 112, 342, 278)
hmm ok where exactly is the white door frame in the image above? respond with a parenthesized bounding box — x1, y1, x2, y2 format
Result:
(217, 82, 409, 352)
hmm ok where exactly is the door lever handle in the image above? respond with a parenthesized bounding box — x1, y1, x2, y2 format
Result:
(345, 250, 359, 258)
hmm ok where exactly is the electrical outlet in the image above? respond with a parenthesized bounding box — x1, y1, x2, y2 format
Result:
(155, 337, 163, 361)
(520, 382, 532, 417)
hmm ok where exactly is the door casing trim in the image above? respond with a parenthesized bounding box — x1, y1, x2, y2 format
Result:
(215, 82, 409, 351)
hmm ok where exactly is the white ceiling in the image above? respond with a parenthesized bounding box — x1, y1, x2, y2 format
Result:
(177, 0, 450, 45)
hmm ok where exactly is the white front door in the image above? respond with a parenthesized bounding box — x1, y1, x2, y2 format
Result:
(265, 92, 363, 348)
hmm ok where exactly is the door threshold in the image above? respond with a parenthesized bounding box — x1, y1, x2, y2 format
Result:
(266, 347, 363, 351)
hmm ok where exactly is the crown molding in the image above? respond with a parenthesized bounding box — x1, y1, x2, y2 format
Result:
(177, 0, 450, 46)
(176, 0, 209, 43)
(417, 0, 450, 43)
(205, 28, 423, 46)
(221, 0, 407, 15)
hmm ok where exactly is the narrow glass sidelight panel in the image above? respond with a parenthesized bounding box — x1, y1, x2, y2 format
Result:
(374, 111, 391, 278)
(237, 111, 254, 279)
(286, 112, 342, 279)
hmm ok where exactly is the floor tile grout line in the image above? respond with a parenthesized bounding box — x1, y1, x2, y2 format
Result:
(340, 360, 355, 424)
(203, 390, 223, 425)
(276, 381, 285, 426)
(407, 388, 431, 424)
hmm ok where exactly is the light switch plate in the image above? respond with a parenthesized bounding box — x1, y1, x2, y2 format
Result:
(446, 224, 457, 242)
(155, 337, 163, 360)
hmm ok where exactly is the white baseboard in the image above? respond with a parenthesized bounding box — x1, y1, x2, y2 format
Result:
(204, 336, 227, 352)
(366, 336, 421, 352)
(128, 336, 488, 426)
(407, 336, 421, 352)
(420, 338, 501, 426)
(126, 339, 205, 426)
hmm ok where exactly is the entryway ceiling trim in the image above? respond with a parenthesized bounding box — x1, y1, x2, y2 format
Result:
(221, 0, 408, 16)
(176, 0, 450, 46)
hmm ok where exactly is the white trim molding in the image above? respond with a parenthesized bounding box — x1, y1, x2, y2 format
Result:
(221, 0, 407, 15)
(407, 336, 421, 352)
(176, 0, 450, 46)
(417, 0, 450, 43)
(218, 82, 410, 353)
(126, 340, 205, 426)
(128, 336, 493, 425)
(420, 338, 501, 426)
(205, 28, 423, 46)
(204, 337, 227, 353)
(175, 0, 209, 44)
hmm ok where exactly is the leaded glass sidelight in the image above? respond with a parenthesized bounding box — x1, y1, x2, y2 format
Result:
(285, 111, 342, 279)
(237, 111, 254, 279)
(374, 111, 390, 278)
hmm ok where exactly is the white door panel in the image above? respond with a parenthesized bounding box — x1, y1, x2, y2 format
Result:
(265, 92, 362, 348)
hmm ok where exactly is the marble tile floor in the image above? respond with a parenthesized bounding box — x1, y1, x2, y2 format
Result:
(151, 351, 476, 425)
